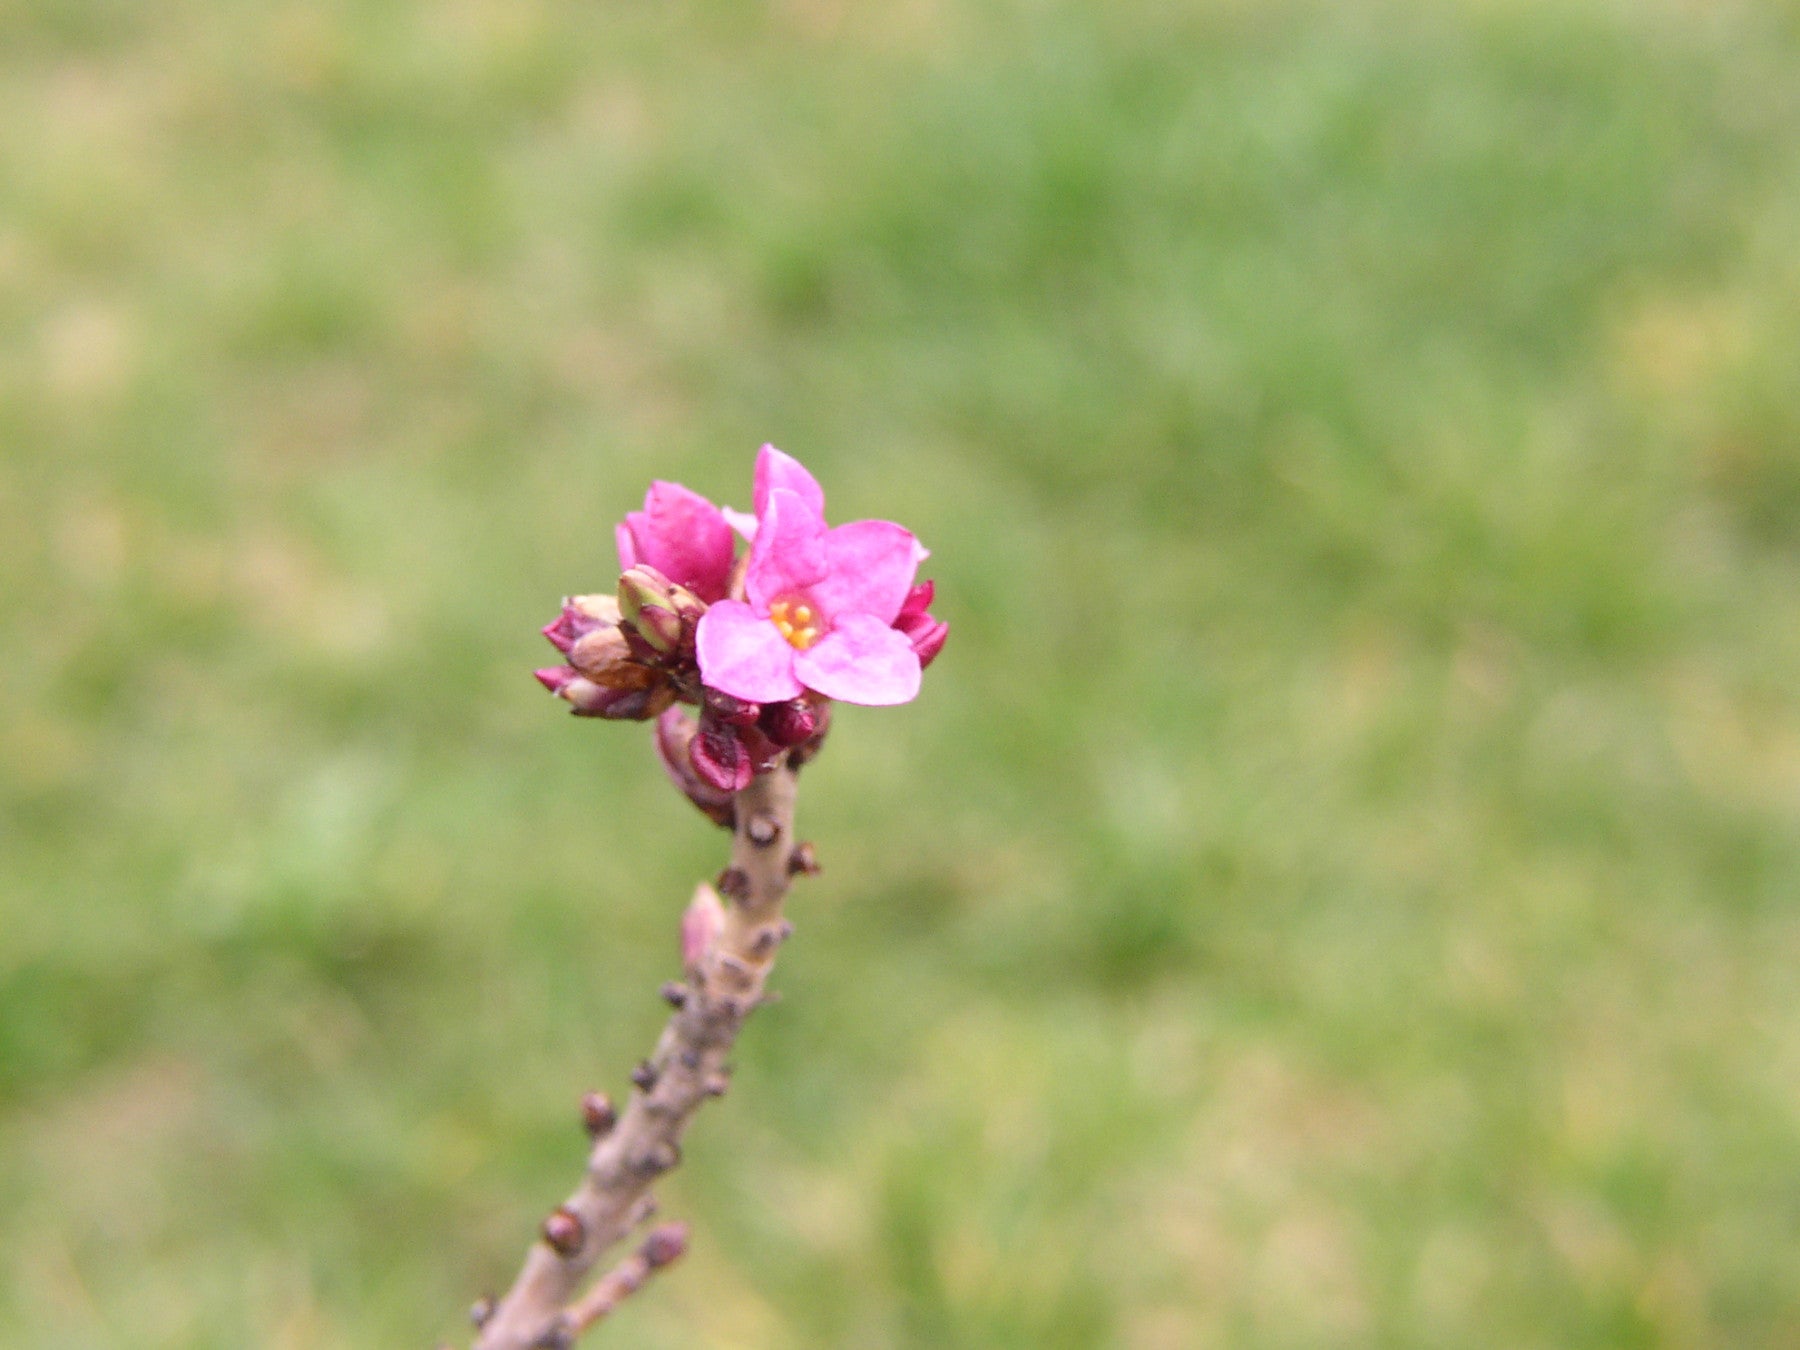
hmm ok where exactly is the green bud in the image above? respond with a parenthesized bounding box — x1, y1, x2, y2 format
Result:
(617, 566, 673, 624)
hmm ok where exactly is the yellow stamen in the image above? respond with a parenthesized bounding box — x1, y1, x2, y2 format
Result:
(769, 597, 820, 650)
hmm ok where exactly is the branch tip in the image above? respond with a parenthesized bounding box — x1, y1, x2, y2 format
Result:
(659, 980, 689, 1008)
(641, 1222, 690, 1269)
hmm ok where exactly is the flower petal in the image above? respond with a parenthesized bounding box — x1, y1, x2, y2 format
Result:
(722, 505, 759, 541)
(793, 612, 922, 706)
(745, 488, 829, 611)
(623, 480, 736, 602)
(614, 520, 638, 572)
(811, 520, 923, 625)
(696, 600, 804, 702)
(752, 445, 825, 522)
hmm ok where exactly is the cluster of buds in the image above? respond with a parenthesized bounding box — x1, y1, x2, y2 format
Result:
(534, 565, 708, 721)
(536, 447, 947, 820)
(655, 695, 830, 822)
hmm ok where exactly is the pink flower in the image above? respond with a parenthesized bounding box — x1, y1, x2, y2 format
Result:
(696, 472, 927, 707)
(615, 480, 735, 603)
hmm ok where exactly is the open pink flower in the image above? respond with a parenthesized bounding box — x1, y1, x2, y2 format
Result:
(615, 480, 735, 603)
(697, 486, 926, 706)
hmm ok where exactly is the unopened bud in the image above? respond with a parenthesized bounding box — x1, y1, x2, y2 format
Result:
(714, 866, 752, 903)
(787, 840, 822, 877)
(786, 700, 832, 769)
(703, 687, 762, 727)
(681, 884, 725, 971)
(655, 709, 735, 827)
(542, 1206, 585, 1257)
(663, 580, 707, 627)
(641, 1222, 690, 1269)
(690, 715, 753, 793)
(618, 565, 674, 624)
(549, 676, 675, 721)
(630, 603, 684, 656)
(569, 593, 623, 626)
(907, 617, 949, 670)
(569, 625, 659, 690)
(535, 665, 577, 695)
(630, 1060, 658, 1092)
(759, 698, 819, 747)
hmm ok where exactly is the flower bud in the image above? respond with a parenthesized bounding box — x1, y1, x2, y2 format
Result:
(690, 712, 753, 792)
(535, 665, 577, 695)
(630, 603, 684, 656)
(786, 699, 832, 769)
(541, 595, 622, 654)
(759, 698, 819, 747)
(906, 616, 949, 669)
(569, 625, 660, 690)
(655, 708, 736, 827)
(681, 884, 725, 971)
(617, 565, 675, 625)
(704, 687, 761, 727)
(897, 579, 935, 621)
(894, 580, 947, 670)
(539, 668, 674, 720)
(667, 582, 708, 625)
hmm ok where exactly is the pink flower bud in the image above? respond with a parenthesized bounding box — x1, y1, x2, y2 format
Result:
(893, 579, 947, 669)
(703, 687, 761, 727)
(681, 885, 725, 971)
(655, 708, 736, 828)
(569, 625, 659, 690)
(535, 666, 576, 694)
(541, 595, 619, 654)
(904, 616, 949, 669)
(690, 713, 754, 792)
(539, 669, 675, 721)
(897, 579, 935, 622)
(759, 697, 819, 748)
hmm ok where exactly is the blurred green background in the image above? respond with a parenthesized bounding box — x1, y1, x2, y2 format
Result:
(5, 0, 1800, 1345)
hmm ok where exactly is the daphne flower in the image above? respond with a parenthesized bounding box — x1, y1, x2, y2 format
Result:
(615, 480, 735, 603)
(697, 485, 926, 706)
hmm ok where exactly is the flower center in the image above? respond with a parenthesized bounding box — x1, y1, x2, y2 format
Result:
(768, 598, 820, 650)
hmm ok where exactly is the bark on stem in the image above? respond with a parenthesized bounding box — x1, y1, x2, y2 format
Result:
(473, 762, 802, 1350)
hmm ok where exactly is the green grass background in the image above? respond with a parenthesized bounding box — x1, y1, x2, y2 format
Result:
(5, 0, 1800, 1345)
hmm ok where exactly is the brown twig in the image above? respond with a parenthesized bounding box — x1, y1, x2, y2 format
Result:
(472, 762, 806, 1349)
